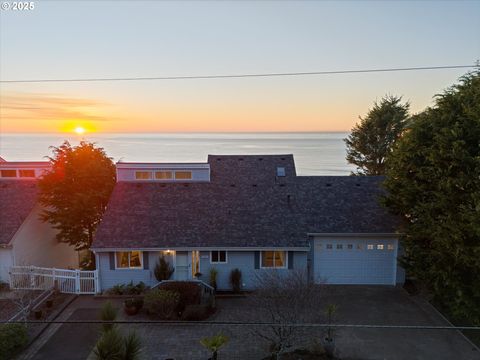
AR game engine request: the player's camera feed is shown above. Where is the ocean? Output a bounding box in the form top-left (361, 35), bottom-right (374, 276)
top-left (0, 132), bottom-right (354, 176)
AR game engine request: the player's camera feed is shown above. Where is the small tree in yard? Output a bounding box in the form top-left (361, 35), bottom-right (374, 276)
top-left (345, 95), bottom-right (409, 175)
top-left (251, 270), bottom-right (324, 359)
top-left (38, 141), bottom-right (116, 268)
top-left (154, 255), bottom-right (174, 281)
top-left (200, 333), bottom-right (229, 360)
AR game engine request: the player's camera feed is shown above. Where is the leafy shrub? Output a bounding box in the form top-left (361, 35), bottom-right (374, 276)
top-left (181, 304), bottom-right (210, 321)
top-left (123, 331), bottom-right (142, 360)
top-left (0, 323), bottom-right (28, 360)
top-left (106, 281), bottom-right (147, 295)
top-left (154, 256), bottom-right (174, 281)
top-left (159, 281), bottom-right (201, 312)
top-left (209, 268), bottom-right (218, 290)
top-left (94, 328), bottom-right (124, 360)
top-left (94, 328), bottom-right (142, 360)
top-left (100, 301), bottom-right (118, 332)
top-left (144, 289), bottom-right (179, 319)
top-left (230, 268), bottom-right (242, 293)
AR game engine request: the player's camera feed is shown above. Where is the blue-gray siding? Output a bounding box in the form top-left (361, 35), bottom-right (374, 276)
top-left (97, 250), bottom-right (308, 292)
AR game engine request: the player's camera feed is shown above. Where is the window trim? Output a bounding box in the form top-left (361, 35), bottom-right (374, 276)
top-left (210, 250), bottom-right (228, 264)
top-left (114, 251), bottom-right (143, 270)
top-left (260, 250), bottom-right (288, 269)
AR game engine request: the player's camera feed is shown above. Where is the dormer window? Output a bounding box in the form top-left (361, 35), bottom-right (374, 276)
top-left (155, 171), bottom-right (173, 180)
top-left (19, 170), bottom-right (35, 178)
top-left (276, 167), bottom-right (286, 177)
top-left (175, 171), bottom-right (192, 180)
top-left (0, 170), bottom-right (16, 178)
top-left (135, 171), bottom-right (152, 180)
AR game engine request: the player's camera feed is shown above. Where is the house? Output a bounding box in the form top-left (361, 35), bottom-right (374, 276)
top-left (92, 155), bottom-right (404, 291)
top-left (0, 159), bottom-right (80, 283)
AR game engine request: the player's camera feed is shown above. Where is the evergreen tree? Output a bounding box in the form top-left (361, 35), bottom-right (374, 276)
top-left (345, 95), bottom-right (409, 175)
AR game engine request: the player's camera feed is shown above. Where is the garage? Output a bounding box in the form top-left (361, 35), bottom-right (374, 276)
top-left (313, 237), bottom-right (398, 285)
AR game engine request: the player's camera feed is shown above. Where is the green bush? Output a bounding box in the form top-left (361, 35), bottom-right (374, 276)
top-left (94, 328), bottom-right (142, 360)
top-left (159, 281), bottom-right (201, 312)
top-left (123, 331), bottom-right (142, 360)
top-left (106, 281), bottom-right (147, 295)
top-left (154, 256), bottom-right (174, 281)
top-left (144, 289), bottom-right (179, 319)
top-left (0, 323), bottom-right (28, 360)
top-left (229, 268), bottom-right (242, 293)
top-left (181, 304), bottom-right (210, 321)
top-left (100, 301), bottom-right (118, 332)
top-left (209, 268), bottom-right (218, 290)
top-left (94, 328), bottom-right (124, 360)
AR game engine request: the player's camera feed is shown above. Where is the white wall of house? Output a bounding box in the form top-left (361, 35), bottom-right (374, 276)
top-left (0, 248), bottom-right (14, 283)
top-left (11, 205), bottom-right (79, 270)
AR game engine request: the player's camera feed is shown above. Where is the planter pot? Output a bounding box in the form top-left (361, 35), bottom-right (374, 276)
top-left (46, 299), bottom-right (53, 308)
top-left (34, 310), bottom-right (42, 319)
top-left (323, 337), bottom-right (335, 357)
top-left (124, 305), bottom-right (139, 316)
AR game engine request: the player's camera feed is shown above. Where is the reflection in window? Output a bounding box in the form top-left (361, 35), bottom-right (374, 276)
top-left (116, 251), bottom-right (143, 269)
top-left (261, 251), bottom-right (286, 268)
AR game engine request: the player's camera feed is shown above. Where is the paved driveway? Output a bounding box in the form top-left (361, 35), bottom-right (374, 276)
top-left (22, 287), bottom-right (480, 360)
top-left (134, 286), bottom-right (479, 360)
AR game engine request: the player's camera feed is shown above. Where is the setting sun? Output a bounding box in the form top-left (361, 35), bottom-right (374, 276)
top-left (74, 127), bottom-right (86, 135)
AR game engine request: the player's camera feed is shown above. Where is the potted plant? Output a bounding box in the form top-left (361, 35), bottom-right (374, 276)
top-left (124, 298), bottom-right (143, 316)
top-left (34, 309), bottom-right (42, 319)
top-left (323, 304), bottom-right (337, 357)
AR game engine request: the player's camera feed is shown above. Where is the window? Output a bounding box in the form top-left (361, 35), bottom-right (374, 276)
top-left (357, 244), bottom-right (363, 250)
top-left (336, 244), bottom-right (343, 250)
top-left (276, 167), bottom-right (286, 177)
top-left (347, 244), bottom-right (353, 250)
top-left (0, 170), bottom-right (16, 178)
top-left (19, 169), bottom-right (35, 178)
top-left (135, 171), bottom-right (152, 180)
top-left (326, 244), bottom-right (333, 250)
top-left (261, 251), bottom-right (287, 268)
top-left (175, 171), bottom-right (192, 180)
top-left (210, 251), bottom-right (227, 264)
top-left (155, 171), bottom-right (173, 180)
top-left (115, 251), bottom-right (143, 269)
top-left (377, 244), bottom-right (384, 250)
top-left (367, 244), bottom-right (374, 250)
top-left (387, 244), bottom-right (395, 251)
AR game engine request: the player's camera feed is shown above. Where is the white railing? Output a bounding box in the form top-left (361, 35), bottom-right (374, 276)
top-left (9, 266), bottom-right (99, 294)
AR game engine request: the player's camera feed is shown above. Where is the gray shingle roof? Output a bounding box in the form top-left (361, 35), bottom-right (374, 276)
top-left (92, 155), bottom-right (398, 250)
top-left (0, 180), bottom-right (39, 245)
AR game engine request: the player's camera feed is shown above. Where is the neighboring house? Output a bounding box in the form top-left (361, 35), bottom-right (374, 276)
top-left (92, 155), bottom-right (404, 291)
top-left (0, 159), bottom-right (80, 283)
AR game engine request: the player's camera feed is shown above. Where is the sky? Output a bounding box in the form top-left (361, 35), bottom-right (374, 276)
top-left (0, 0), bottom-right (479, 133)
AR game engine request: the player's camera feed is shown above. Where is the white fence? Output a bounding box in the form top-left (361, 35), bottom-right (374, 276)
top-left (9, 266), bottom-right (99, 294)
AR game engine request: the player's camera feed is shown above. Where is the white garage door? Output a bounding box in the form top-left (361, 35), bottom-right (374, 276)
top-left (313, 238), bottom-right (397, 285)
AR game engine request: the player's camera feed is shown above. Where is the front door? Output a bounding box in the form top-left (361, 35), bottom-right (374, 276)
top-left (175, 251), bottom-right (189, 280)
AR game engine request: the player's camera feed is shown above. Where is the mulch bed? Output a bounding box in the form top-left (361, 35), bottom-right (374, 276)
top-left (0, 299), bottom-right (19, 321)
